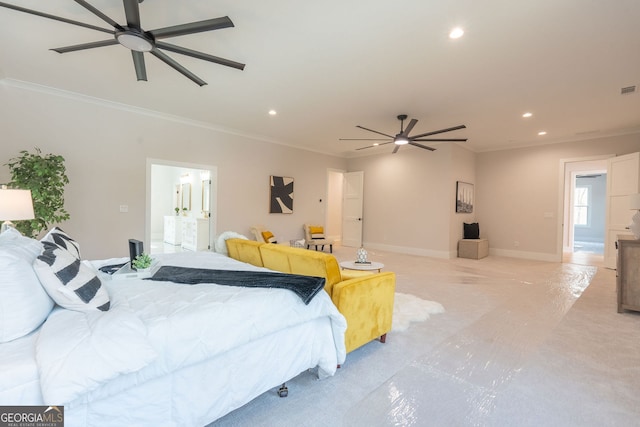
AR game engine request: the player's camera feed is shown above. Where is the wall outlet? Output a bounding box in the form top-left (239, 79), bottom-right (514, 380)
top-left (514, 240), bottom-right (520, 247)
top-left (119, 205), bottom-right (128, 213)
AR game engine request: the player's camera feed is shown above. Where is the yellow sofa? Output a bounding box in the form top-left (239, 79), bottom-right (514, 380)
top-left (226, 238), bottom-right (396, 353)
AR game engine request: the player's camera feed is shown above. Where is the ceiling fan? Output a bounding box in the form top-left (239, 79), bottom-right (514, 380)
top-left (0, 0), bottom-right (245, 86)
top-left (340, 114), bottom-right (467, 154)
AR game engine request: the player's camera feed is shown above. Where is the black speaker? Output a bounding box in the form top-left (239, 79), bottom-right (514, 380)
top-left (128, 239), bottom-right (144, 267)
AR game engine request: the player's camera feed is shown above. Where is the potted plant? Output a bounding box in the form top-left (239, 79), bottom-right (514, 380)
top-left (174, 207), bottom-right (180, 216)
top-left (132, 253), bottom-right (153, 271)
top-left (5, 148), bottom-right (70, 238)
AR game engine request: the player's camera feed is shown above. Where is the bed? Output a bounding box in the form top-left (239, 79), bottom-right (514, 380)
top-left (0, 228), bottom-right (347, 426)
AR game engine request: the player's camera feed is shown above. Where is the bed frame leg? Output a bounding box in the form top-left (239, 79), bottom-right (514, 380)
top-left (380, 333), bottom-right (387, 343)
top-left (278, 383), bottom-right (288, 398)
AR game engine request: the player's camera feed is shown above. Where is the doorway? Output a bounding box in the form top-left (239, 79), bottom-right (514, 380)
top-left (146, 159), bottom-right (217, 254)
top-left (562, 158), bottom-right (608, 266)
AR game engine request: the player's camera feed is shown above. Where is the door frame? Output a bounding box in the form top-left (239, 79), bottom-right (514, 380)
top-left (557, 154), bottom-right (614, 262)
top-left (563, 161), bottom-right (608, 252)
top-left (146, 158), bottom-right (217, 251)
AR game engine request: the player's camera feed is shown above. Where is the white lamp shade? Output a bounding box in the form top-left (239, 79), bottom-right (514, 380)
top-left (0, 189), bottom-right (35, 221)
top-left (630, 193), bottom-right (640, 210)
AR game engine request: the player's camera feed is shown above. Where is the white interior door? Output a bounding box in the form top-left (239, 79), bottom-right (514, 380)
top-left (342, 171), bottom-right (364, 247)
top-left (604, 152), bottom-right (640, 269)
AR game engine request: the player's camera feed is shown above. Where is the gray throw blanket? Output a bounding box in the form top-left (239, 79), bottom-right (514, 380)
top-left (147, 266), bottom-right (326, 305)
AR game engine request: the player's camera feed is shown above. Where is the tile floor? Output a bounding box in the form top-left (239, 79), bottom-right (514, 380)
top-left (198, 245), bottom-right (639, 426)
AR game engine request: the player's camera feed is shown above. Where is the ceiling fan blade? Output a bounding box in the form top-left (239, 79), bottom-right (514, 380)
top-left (392, 145), bottom-right (401, 154)
top-left (156, 42), bottom-right (245, 70)
top-left (150, 17), bottom-right (234, 40)
top-left (402, 118), bottom-right (418, 136)
top-left (409, 142), bottom-right (436, 151)
top-left (73, 0), bottom-right (123, 30)
top-left (411, 138), bottom-right (468, 142)
top-left (51, 39), bottom-right (118, 53)
top-left (356, 125), bottom-right (394, 139)
top-left (131, 50), bottom-right (147, 81)
top-left (355, 141), bottom-right (393, 150)
top-left (123, 0), bottom-right (142, 28)
top-left (0, 2), bottom-right (113, 34)
top-left (339, 138), bottom-right (391, 141)
top-left (410, 125), bottom-right (466, 139)
top-left (150, 49), bottom-right (206, 86)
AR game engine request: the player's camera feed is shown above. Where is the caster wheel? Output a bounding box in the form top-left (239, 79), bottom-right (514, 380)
top-left (278, 384), bottom-right (288, 398)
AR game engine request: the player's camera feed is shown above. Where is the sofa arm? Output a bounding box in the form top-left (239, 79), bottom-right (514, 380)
top-left (331, 272), bottom-right (396, 353)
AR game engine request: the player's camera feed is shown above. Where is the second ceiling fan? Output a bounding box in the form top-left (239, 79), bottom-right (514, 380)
top-left (340, 114), bottom-right (467, 153)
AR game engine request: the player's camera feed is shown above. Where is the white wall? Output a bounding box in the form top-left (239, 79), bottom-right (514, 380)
top-left (326, 169), bottom-right (344, 242)
top-left (3, 80), bottom-right (638, 262)
top-left (0, 81), bottom-right (347, 259)
top-left (347, 143), bottom-right (476, 258)
top-left (476, 134), bottom-right (640, 260)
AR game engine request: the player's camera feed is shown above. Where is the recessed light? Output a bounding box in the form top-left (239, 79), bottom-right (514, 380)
top-left (268, 109), bottom-right (277, 116)
top-left (538, 131), bottom-right (547, 136)
top-left (373, 143), bottom-right (379, 146)
top-left (522, 112), bottom-right (533, 118)
top-left (449, 27), bottom-right (464, 39)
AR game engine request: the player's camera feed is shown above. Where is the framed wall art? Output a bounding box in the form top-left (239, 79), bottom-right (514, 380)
top-left (269, 175), bottom-right (294, 214)
top-left (456, 181), bottom-right (474, 213)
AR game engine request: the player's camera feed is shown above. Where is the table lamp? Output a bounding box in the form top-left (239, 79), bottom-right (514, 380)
top-left (630, 193), bottom-right (640, 239)
top-left (0, 186), bottom-right (35, 233)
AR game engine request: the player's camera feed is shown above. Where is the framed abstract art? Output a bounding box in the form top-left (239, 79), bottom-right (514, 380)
top-left (269, 175), bottom-right (294, 214)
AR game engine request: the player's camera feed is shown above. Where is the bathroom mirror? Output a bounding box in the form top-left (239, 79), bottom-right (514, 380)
top-left (181, 183), bottom-right (191, 211)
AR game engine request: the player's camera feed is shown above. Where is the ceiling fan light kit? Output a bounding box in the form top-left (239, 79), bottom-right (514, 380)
top-left (0, 0), bottom-right (245, 86)
top-left (340, 114), bottom-right (467, 154)
top-left (116, 30), bottom-right (153, 52)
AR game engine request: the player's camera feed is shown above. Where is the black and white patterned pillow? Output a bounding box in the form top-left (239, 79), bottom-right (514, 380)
top-left (41, 227), bottom-right (81, 260)
top-left (33, 241), bottom-right (110, 312)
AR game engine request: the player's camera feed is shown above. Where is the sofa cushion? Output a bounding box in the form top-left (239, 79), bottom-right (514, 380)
top-left (260, 244), bottom-right (291, 273)
top-left (225, 238), bottom-right (264, 267)
top-left (259, 244), bottom-right (341, 295)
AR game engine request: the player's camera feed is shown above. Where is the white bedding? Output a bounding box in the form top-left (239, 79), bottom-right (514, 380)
top-left (1, 251), bottom-right (347, 426)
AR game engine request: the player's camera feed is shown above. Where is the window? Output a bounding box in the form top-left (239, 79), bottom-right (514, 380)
top-left (574, 185), bottom-right (590, 226)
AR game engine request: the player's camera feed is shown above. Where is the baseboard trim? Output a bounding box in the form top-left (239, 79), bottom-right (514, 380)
top-left (359, 242), bottom-right (558, 262)
top-left (490, 248), bottom-right (559, 262)
top-left (363, 242), bottom-right (453, 259)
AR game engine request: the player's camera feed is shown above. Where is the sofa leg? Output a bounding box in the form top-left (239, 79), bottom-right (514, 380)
top-left (379, 333), bottom-right (387, 343)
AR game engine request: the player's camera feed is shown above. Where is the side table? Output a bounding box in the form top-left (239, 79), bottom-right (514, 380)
top-left (339, 260), bottom-right (384, 273)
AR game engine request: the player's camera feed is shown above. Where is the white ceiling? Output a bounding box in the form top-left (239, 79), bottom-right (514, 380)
top-left (1, 0), bottom-right (639, 157)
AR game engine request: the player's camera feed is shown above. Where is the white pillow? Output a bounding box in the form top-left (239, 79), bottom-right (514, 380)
top-left (0, 228), bottom-right (54, 343)
top-left (33, 241), bottom-right (111, 312)
top-left (41, 227), bottom-right (81, 260)
top-left (214, 231), bottom-right (248, 255)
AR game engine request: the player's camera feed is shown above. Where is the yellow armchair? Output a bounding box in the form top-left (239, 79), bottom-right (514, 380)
top-left (226, 238), bottom-right (395, 353)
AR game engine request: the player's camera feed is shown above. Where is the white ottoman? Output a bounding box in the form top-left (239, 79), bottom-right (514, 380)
top-left (458, 239), bottom-right (489, 259)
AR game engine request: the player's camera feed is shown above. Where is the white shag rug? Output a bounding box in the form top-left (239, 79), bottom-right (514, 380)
top-left (392, 292), bottom-right (445, 332)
